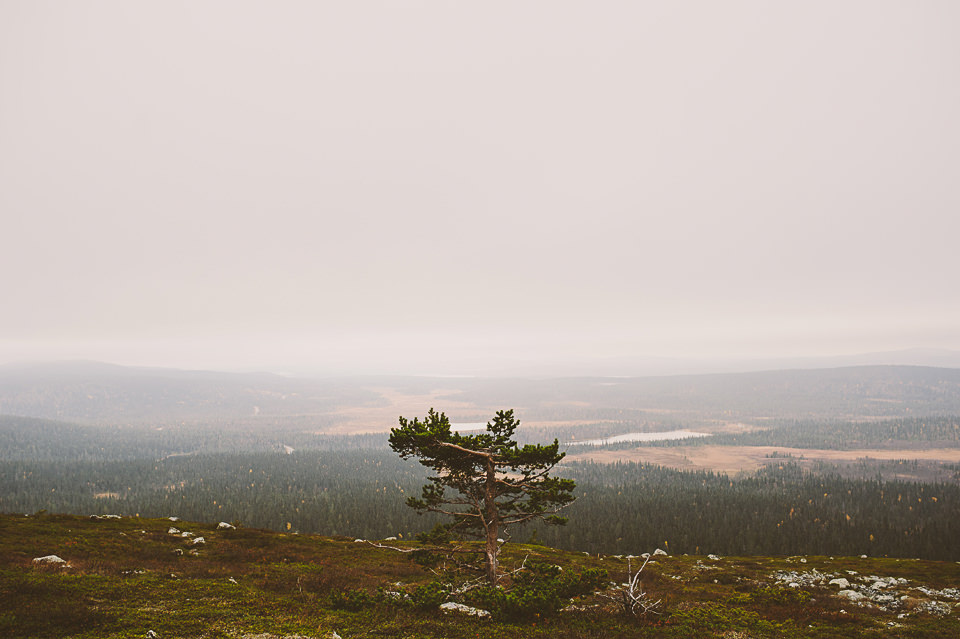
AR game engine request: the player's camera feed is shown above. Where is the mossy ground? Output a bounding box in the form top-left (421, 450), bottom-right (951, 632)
top-left (1, 513), bottom-right (958, 638)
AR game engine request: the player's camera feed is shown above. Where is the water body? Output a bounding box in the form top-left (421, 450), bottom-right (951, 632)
top-left (567, 430), bottom-right (712, 446)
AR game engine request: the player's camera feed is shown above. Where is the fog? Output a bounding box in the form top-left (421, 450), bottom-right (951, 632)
top-left (2, 2), bottom-right (959, 375)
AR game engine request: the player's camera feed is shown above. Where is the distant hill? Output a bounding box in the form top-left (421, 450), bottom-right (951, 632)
top-left (1, 361), bottom-right (959, 427)
top-left (0, 360), bottom-right (380, 425)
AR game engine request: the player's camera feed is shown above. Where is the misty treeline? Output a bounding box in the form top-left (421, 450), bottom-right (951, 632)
top-left (5, 414), bottom-right (958, 464)
top-left (3, 448), bottom-right (958, 561)
top-left (0, 415), bottom-right (384, 462)
top-left (568, 415), bottom-right (960, 453)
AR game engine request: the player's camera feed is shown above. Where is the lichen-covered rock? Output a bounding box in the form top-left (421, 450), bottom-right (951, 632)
top-left (32, 555), bottom-right (67, 565)
top-left (838, 589), bottom-right (865, 602)
top-left (439, 602), bottom-right (491, 618)
top-left (829, 578), bottom-right (851, 589)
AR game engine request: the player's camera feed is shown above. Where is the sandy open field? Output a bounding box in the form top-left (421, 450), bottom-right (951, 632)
top-left (565, 445), bottom-right (960, 474)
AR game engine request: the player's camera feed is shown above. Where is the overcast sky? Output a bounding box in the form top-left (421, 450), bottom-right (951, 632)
top-left (2, 1), bottom-right (958, 375)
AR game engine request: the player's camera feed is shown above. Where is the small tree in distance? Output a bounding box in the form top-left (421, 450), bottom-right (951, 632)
top-left (389, 408), bottom-right (575, 586)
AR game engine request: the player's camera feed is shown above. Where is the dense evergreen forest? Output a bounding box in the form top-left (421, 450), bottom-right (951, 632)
top-left (3, 448), bottom-right (958, 561)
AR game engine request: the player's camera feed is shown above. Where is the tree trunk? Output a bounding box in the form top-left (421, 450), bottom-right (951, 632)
top-left (483, 456), bottom-right (499, 586)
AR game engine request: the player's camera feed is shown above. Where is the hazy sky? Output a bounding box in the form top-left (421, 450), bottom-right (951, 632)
top-left (2, 1), bottom-right (959, 375)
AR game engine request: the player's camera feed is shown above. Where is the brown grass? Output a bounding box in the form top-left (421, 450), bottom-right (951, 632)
top-left (566, 445), bottom-right (960, 474)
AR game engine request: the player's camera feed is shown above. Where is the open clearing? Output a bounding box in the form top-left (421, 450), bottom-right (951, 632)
top-left (325, 387), bottom-right (491, 434)
top-left (566, 445), bottom-right (960, 474)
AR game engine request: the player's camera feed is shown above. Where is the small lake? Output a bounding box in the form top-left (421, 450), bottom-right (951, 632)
top-left (567, 430), bottom-right (712, 446)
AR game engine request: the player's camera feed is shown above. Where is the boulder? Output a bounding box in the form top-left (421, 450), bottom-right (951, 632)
top-left (838, 589), bottom-right (865, 602)
top-left (167, 527), bottom-right (181, 535)
top-left (439, 602), bottom-right (491, 618)
top-left (190, 536), bottom-right (205, 545)
top-left (33, 555), bottom-right (67, 565)
top-left (217, 522), bottom-right (236, 530)
top-left (707, 554), bottom-right (720, 561)
top-left (829, 578), bottom-right (851, 589)
top-left (653, 548), bottom-right (668, 556)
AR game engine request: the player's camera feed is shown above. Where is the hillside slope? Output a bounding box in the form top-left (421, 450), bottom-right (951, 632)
top-left (1, 513), bottom-right (958, 638)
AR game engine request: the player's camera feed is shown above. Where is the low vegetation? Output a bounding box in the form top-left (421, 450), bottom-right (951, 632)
top-left (2, 513), bottom-right (958, 638)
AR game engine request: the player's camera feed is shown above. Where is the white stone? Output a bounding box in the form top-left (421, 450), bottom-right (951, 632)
top-left (653, 548), bottom-right (668, 556)
top-left (829, 578), bottom-right (851, 589)
top-left (838, 590), bottom-right (865, 602)
top-left (168, 517), bottom-right (180, 522)
top-left (707, 554), bottom-right (720, 560)
top-left (354, 539), bottom-right (364, 543)
top-left (33, 555), bottom-right (67, 564)
top-left (168, 527), bottom-right (181, 535)
top-left (439, 602), bottom-right (491, 618)
top-left (384, 536), bottom-right (397, 541)
top-left (180, 531), bottom-right (195, 538)
top-left (217, 522), bottom-right (235, 530)
top-left (191, 536), bottom-right (205, 545)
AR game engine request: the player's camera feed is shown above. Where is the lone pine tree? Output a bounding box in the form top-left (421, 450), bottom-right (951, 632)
top-left (389, 408), bottom-right (575, 585)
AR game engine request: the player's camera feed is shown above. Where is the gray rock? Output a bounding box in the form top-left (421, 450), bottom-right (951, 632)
top-left (829, 578), bottom-right (850, 589)
top-left (838, 589), bottom-right (865, 602)
top-left (439, 602), bottom-right (491, 618)
top-left (32, 555), bottom-right (67, 565)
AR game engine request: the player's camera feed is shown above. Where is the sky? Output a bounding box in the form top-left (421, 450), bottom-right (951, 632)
top-left (2, 1), bottom-right (959, 376)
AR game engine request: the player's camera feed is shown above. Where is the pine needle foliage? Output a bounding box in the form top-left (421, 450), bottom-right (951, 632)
top-left (389, 408), bottom-right (575, 584)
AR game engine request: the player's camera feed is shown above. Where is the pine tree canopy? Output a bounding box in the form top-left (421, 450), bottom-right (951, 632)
top-left (388, 408), bottom-right (575, 583)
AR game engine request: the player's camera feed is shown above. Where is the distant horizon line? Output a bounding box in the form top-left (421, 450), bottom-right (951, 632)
top-left (2, 346), bottom-right (959, 379)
